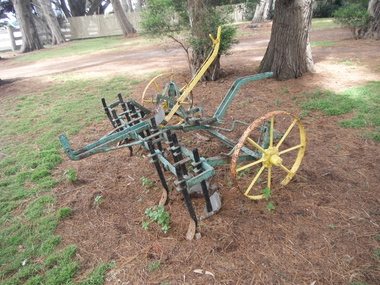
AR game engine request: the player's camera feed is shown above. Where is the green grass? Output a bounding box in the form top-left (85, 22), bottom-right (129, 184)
top-left (311, 18), bottom-right (341, 30)
top-left (311, 40), bottom-right (341, 47)
top-left (0, 72), bottom-right (144, 284)
top-left (14, 36), bottom-right (156, 63)
top-left (298, 81), bottom-right (380, 142)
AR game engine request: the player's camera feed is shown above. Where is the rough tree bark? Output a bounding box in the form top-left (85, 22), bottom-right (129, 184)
top-left (67, 0), bottom-right (86, 17)
top-left (110, 0), bottom-right (136, 36)
top-left (35, 0), bottom-right (66, 45)
top-left (366, 0), bottom-right (380, 39)
top-left (188, 0), bottom-right (221, 81)
top-left (87, 0), bottom-right (104, 15)
top-left (252, 0), bottom-right (273, 23)
top-left (259, 0), bottom-right (314, 80)
top-left (135, 0), bottom-right (142, 10)
top-left (120, 0), bottom-right (134, 12)
top-left (58, 0), bottom-right (71, 17)
top-left (12, 0), bottom-right (43, 53)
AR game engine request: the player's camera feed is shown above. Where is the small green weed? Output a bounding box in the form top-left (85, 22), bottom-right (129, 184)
top-left (237, 166), bottom-right (251, 180)
top-left (148, 261), bottom-right (161, 272)
top-left (340, 60), bottom-right (354, 66)
top-left (275, 99), bottom-right (281, 106)
top-left (260, 187), bottom-right (272, 200)
top-left (328, 224), bottom-right (336, 229)
top-left (143, 204), bottom-right (171, 234)
top-left (94, 196), bottom-right (105, 207)
top-left (281, 87), bottom-right (288, 94)
top-left (65, 168), bottom-right (78, 182)
top-left (261, 187), bottom-right (275, 212)
top-left (266, 202), bottom-right (276, 212)
top-left (140, 176), bottom-right (153, 188)
top-left (56, 207), bottom-right (72, 220)
top-left (374, 248), bottom-right (380, 260)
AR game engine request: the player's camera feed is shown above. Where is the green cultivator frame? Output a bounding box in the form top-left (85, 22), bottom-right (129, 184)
top-left (59, 27), bottom-right (306, 239)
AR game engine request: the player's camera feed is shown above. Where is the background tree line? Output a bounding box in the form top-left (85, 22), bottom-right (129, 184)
top-left (0, 0), bottom-right (379, 82)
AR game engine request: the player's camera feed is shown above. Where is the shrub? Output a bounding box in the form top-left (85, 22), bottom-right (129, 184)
top-left (333, 3), bottom-right (371, 39)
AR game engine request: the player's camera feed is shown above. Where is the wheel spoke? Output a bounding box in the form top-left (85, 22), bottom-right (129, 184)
top-left (267, 166), bottom-right (271, 189)
top-left (279, 143), bottom-right (303, 155)
top-left (153, 81), bottom-right (162, 94)
top-left (236, 158), bottom-right (264, 173)
top-left (270, 116), bottom-right (274, 147)
top-left (232, 111), bottom-right (306, 201)
top-left (244, 165), bottom-right (265, 196)
top-left (278, 163), bottom-right (293, 175)
top-left (246, 137), bottom-right (266, 153)
top-left (276, 118), bottom-right (297, 149)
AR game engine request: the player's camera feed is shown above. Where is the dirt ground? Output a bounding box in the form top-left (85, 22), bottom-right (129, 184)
top-left (1, 24), bottom-right (380, 284)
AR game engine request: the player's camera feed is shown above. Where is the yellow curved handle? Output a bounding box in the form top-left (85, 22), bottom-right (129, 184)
top-left (159, 26), bottom-right (222, 127)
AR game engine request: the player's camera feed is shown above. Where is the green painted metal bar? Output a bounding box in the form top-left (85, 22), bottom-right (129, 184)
top-left (213, 72), bottom-right (273, 121)
top-left (59, 120), bottom-right (150, 160)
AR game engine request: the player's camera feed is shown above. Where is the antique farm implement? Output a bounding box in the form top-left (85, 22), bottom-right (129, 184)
top-left (59, 27), bottom-right (306, 239)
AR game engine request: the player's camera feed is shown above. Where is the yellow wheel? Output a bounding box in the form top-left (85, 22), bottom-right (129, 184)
top-left (231, 111), bottom-right (306, 200)
top-left (141, 73), bottom-right (193, 112)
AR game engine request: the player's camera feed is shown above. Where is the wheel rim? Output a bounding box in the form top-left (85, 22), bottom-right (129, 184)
top-left (141, 73), bottom-right (192, 111)
top-left (231, 111), bottom-right (306, 200)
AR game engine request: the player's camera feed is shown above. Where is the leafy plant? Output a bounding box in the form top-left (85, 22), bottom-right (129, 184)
top-left (333, 4), bottom-right (371, 39)
top-left (140, 176), bottom-right (153, 188)
top-left (65, 168), bottom-right (78, 182)
top-left (148, 261), bottom-right (161, 272)
top-left (261, 187), bottom-right (275, 212)
top-left (56, 207), bottom-right (72, 220)
top-left (94, 196), bottom-right (104, 207)
top-left (374, 248), bottom-right (380, 260)
top-left (143, 204), bottom-right (171, 234)
top-left (237, 165), bottom-right (251, 180)
top-left (140, 0), bottom-right (238, 78)
top-left (261, 187), bottom-right (272, 201)
top-left (266, 202), bottom-right (276, 212)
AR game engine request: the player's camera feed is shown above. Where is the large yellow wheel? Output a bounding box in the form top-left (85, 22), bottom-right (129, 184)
top-left (141, 73), bottom-right (193, 112)
top-left (231, 111), bottom-right (306, 200)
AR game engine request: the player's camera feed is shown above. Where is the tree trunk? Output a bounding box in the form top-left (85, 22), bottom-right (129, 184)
top-left (67, 0), bottom-right (86, 17)
top-left (35, 0), bottom-right (66, 45)
top-left (58, 0), bottom-right (71, 18)
top-left (87, 0), bottom-right (104, 15)
top-left (252, 0), bottom-right (273, 23)
top-left (119, 0), bottom-right (134, 12)
top-left (188, 0), bottom-right (220, 81)
top-left (12, 0), bottom-right (44, 53)
top-left (259, 0), bottom-right (314, 80)
top-left (110, 0), bottom-right (136, 36)
top-left (366, 0), bottom-right (380, 39)
top-left (127, 0), bottom-right (134, 12)
top-left (135, 0), bottom-right (142, 10)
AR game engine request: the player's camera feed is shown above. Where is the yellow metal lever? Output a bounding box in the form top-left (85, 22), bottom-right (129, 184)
top-left (159, 26), bottom-right (222, 127)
